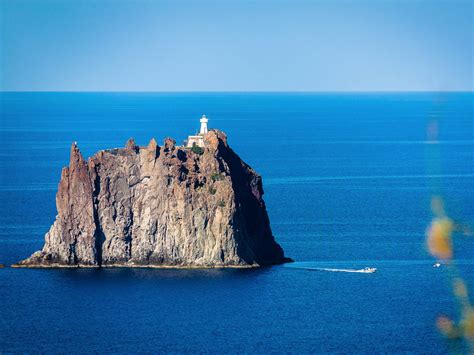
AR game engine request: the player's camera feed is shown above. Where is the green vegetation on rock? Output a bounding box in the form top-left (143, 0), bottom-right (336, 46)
top-left (211, 172), bottom-right (224, 181)
top-left (191, 144), bottom-right (204, 155)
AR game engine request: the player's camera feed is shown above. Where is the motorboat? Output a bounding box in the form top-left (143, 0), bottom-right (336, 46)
top-left (361, 267), bottom-right (377, 273)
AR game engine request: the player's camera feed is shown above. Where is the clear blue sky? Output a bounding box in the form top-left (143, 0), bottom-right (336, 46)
top-left (0, 0), bottom-right (472, 91)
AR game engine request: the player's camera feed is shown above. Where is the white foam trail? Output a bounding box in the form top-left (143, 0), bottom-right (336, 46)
top-left (288, 266), bottom-right (376, 273)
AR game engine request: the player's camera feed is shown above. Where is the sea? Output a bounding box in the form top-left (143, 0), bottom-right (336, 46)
top-left (0, 92), bottom-right (473, 353)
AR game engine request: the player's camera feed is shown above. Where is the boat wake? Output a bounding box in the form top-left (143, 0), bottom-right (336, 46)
top-left (287, 266), bottom-right (377, 273)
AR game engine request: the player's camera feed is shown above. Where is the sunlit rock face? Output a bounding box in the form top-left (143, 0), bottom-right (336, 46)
top-left (16, 130), bottom-right (290, 268)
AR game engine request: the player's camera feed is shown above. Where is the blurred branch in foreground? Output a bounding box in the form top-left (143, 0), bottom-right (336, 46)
top-left (425, 94), bottom-right (474, 353)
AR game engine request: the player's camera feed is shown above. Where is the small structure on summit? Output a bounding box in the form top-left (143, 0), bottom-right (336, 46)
top-left (186, 115), bottom-right (209, 148)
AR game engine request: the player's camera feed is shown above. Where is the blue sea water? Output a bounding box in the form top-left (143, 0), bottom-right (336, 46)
top-left (0, 92), bottom-right (473, 353)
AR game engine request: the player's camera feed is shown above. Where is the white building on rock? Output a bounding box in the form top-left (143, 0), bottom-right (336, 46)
top-left (186, 115), bottom-right (209, 148)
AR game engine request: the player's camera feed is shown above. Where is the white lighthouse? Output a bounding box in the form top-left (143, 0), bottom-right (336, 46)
top-left (186, 114), bottom-right (210, 148)
top-left (199, 114), bottom-right (208, 134)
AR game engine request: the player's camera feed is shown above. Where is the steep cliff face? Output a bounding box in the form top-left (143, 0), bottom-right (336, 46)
top-left (16, 130), bottom-right (290, 268)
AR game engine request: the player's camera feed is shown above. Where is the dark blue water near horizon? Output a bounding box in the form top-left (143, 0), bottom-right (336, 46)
top-left (1, 92), bottom-right (473, 353)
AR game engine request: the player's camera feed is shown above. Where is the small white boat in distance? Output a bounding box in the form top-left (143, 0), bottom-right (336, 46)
top-left (361, 267), bottom-right (377, 273)
top-left (433, 262), bottom-right (441, 268)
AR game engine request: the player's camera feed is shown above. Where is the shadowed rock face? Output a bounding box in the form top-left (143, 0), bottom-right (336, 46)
top-left (15, 130), bottom-right (290, 268)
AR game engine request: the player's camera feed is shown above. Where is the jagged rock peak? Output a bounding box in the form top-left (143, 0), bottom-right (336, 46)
top-left (69, 142), bottom-right (84, 166)
top-left (205, 129), bottom-right (228, 149)
top-left (163, 137), bottom-right (176, 151)
top-left (125, 138), bottom-right (139, 152)
top-left (14, 130), bottom-right (291, 269)
top-left (148, 138), bottom-right (158, 149)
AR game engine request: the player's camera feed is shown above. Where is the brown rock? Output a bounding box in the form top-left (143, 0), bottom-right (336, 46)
top-left (163, 137), bottom-right (176, 151)
top-left (14, 130), bottom-right (291, 268)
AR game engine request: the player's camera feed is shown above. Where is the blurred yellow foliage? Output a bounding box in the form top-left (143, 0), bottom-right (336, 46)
top-left (437, 316), bottom-right (460, 339)
top-left (427, 218), bottom-right (454, 260)
top-left (431, 196), bottom-right (446, 217)
top-left (427, 196), bottom-right (473, 352)
top-left (426, 113), bottom-right (473, 352)
top-left (454, 278), bottom-right (469, 299)
top-left (462, 308), bottom-right (474, 340)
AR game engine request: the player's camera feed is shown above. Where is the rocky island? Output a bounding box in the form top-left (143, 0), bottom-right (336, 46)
top-left (14, 119), bottom-right (290, 268)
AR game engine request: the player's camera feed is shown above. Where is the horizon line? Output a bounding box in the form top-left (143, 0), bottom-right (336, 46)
top-left (1, 90), bottom-right (473, 94)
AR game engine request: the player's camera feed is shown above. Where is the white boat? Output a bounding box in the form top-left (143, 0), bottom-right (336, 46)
top-left (433, 262), bottom-right (441, 268)
top-left (361, 267), bottom-right (377, 273)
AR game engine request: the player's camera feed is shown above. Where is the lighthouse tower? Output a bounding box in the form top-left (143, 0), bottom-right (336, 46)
top-left (199, 114), bottom-right (208, 134)
top-left (186, 114), bottom-right (210, 148)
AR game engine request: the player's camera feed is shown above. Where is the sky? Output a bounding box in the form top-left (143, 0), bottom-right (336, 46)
top-left (0, 0), bottom-right (472, 92)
